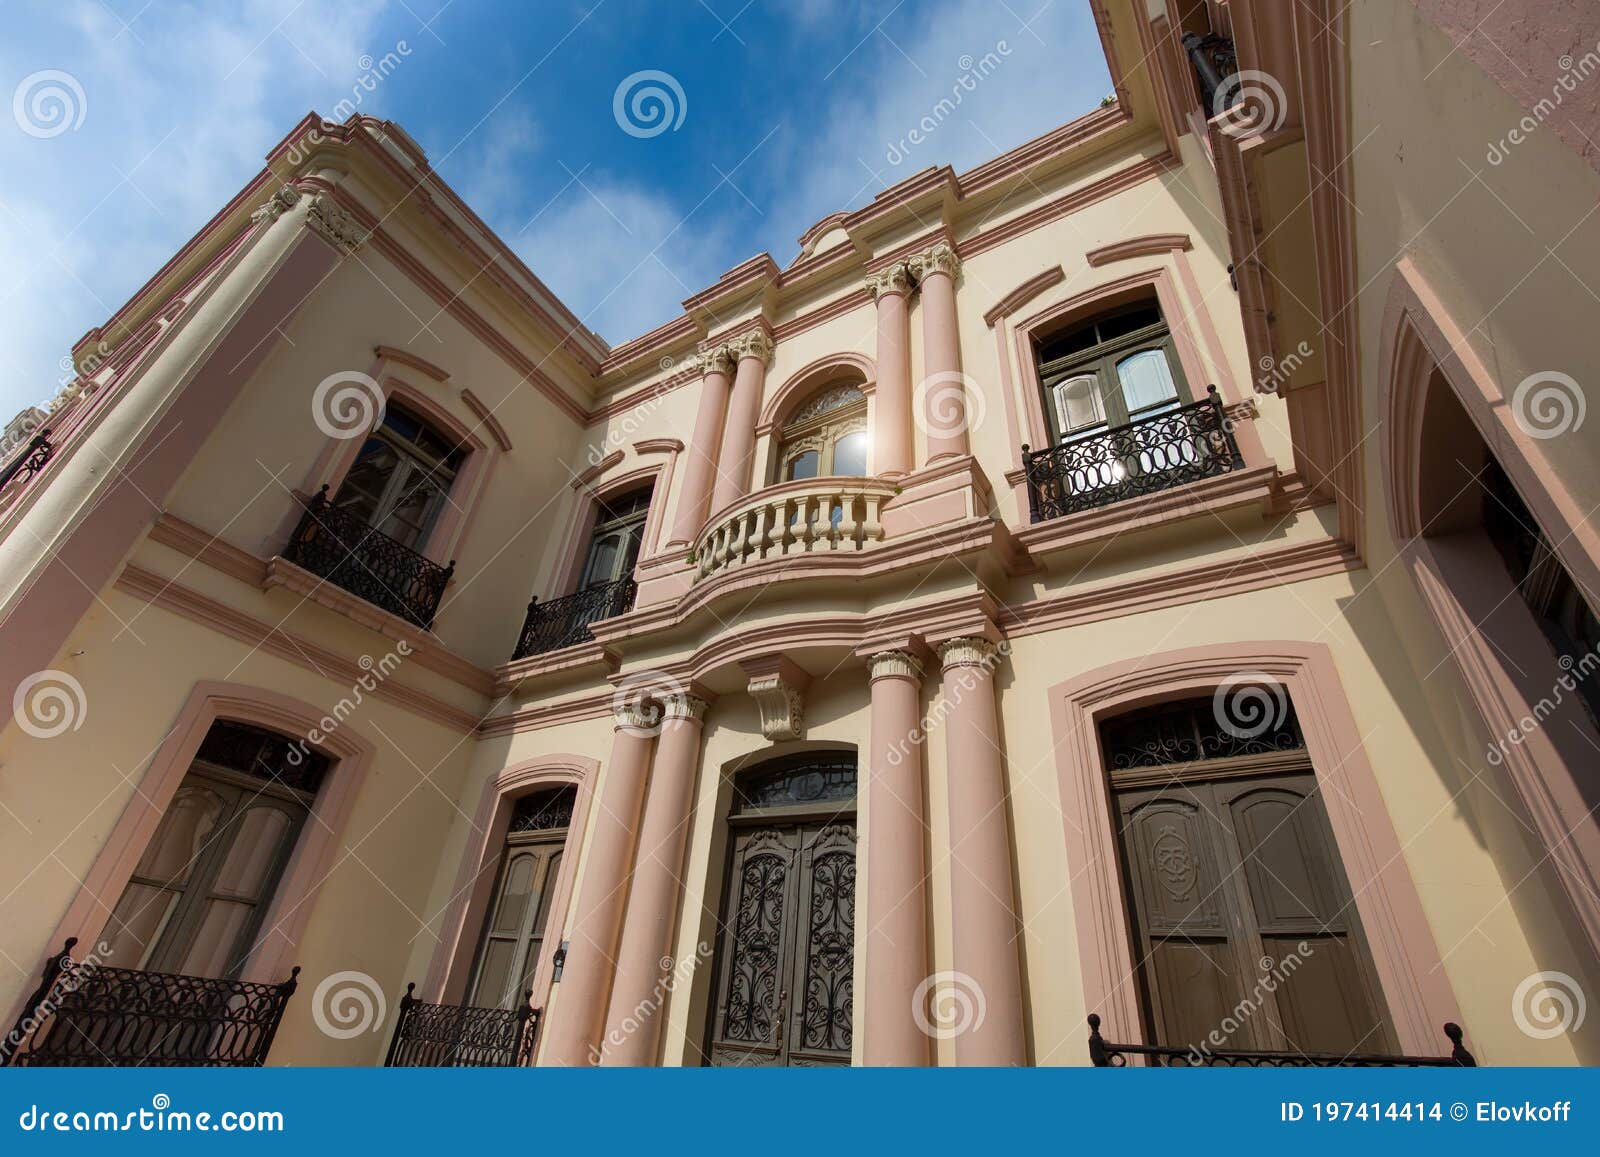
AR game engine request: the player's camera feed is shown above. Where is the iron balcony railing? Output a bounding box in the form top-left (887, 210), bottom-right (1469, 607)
top-left (2, 938), bottom-right (300, 1067)
top-left (384, 983), bottom-right (538, 1067)
top-left (1021, 386), bottom-right (1245, 523)
top-left (1181, 31), bottom-right (1239, 114)
top-left (283, 484), bottom-right (455, 630)
top-left (1086, 1014), bottom-right (1477, 1068)
top-left (0, 429), bottom-right (54, 495)
top-left (510, 575), bottom-right (637, 660)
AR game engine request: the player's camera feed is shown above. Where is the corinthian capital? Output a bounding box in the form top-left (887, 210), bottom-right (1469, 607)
top-left (725, 329), bottom-right (775, 367)
top-left (868, 649), bottom-right (924, 682)
top-left (305, 192), bottom-right (369, 256)
top-left (865, 261), bottom-right (913, 300)
top-left (696, 345), bottom-right (736, 377)
top-left (251, 183), bottom-right (302, 226)
top-left (909, 241), bottom-right (960, 282)
top-left (937, 636), bottom-right (1000, 671)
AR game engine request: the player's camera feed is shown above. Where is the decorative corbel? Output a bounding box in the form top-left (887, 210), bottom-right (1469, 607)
top-left (305, 192), bottom-right (370, 255)
top-left (740, 655), bottom-right (811, 742)
top-left (251, 183), bottom-right (302, 226)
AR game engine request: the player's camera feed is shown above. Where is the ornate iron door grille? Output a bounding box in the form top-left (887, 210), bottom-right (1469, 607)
top-left (1022, 386), bottom-right (1244, 523)
top-left (2, 939), bottom-right (299, 1067)
top-left (510, 576), bottom-right (637, 660)
top-left (1086, 1014), bottom-right (1476, 1067)
top-left (282, 485), bottom-right (454, 629)
top-left (383, 983), bottom-right (538, 1067)
top-left (0, 430), bottom-right (54, 496)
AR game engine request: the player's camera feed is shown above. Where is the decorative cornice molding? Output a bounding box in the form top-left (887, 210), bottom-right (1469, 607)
top-left (632, 438), bottom-right (684, 456)
top-left (725, 329), bottom-right (775, 367)
top-left (1084, 232), bottom-right (1193, 268)
top-left (740, 655), bottom-right (810, 742)
top-left (305, 192), bottom-right (369, 255)
top-left (573, 449), bottom-right (625, 489)
top-left (868, 649), bottom-right (923, 682)
top-left (374, 345), bottom-right (451, 383)
top-left (865, 261), bottom-right (913, 301)
top-left (909, 241), bottom-right (960, 282)
top-left (460, 388), bottom-right (513, 451)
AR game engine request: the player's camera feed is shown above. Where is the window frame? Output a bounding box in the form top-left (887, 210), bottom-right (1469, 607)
top-left (772, 382), bottom-right (869, 484)
top-left (1037, 310), bottom-right (1191, 444)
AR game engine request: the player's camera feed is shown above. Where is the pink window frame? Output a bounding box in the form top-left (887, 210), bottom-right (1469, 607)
top-left (755, 351), bottom-right (877, 484)
top-left (548, 462), bottom-right (669, 600)
top-left (27, 680), bottom-right (374, 994)
top-left (422, 755), bottom-right (599, 1012)
top-left (1047, 641), bottom-right (1461, 1057)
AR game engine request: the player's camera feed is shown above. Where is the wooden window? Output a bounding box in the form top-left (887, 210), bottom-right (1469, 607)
top-left (101, 722), bottom-right (330, 979)
top-left (1102, 697), bottom-right (1394, 1056)
top-left (576, 488), bottom-right (651, 591)
top-left (332, 400), bottom-right (466, 549)
top-left (1035, 299), bottom-right (1189, 443)
top-left (465, 786), bottom-right (575, 1010)
top-left (706, 753), bottom-right (856, 1067)
top-left (775, 382), bottom-right (869, 483)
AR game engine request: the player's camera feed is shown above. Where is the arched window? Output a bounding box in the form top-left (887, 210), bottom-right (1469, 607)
top-left (1035, 298), bottom-right (1189, 442)
top-left (331, 399), bottom-right (467, 549)
top-left (774, 381), bottom-right (868, 483)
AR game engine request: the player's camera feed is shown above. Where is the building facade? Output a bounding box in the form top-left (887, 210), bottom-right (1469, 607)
top-left (2, 0), bottom-right (1597, 1067)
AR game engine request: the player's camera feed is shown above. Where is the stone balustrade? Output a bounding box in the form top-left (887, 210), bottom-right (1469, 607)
top-left (693, 476), bottom-right (895, 579)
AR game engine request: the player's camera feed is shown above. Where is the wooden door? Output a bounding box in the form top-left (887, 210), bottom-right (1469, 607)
top-left (708, 820), bottom-right (856, 1067)
top-left (1115, 771), bottom-right (1390, 1056)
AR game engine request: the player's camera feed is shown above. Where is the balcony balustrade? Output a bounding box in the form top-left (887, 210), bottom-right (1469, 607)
top-left (693, 476), bottom-right (895, 581)
top-left (282, 484), bottom-right (454, 630)
top-left (1021, 386), bottom-right (1245, 523)
top-left (384, 983), bottom-right (538, 1067)
top-left (510, 575), bottom-right (637, 660)
top-left (2, 938), bottom-right (299, 1067)
top-left (1086, 1014), bottom-right (1477, 1068)
top-left (0, 429), bottom-right (54, 501)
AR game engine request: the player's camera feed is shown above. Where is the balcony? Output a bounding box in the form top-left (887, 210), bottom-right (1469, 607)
top-left (282, 485), bottom-right (455, 630)
top-left (2, 938), bottom-right (299, 1067)
top-left (1181, 31), bottom-right (1239, 115)
top-left (384, 983), bottom-right (538, 1067)
top-left (693, 476), bottom-right (895, 581)
top-left (511, 576), bottom-right (637, 660)
top-left (0, 429), bottom-right (54, 506)
top-left (1021, 386), bottom-right (1245, 523)
top-left (1086, 1014), bottom-right (1477, 1068)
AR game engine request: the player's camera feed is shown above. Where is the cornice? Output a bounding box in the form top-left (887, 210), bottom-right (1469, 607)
top-left (1084, 232), bottom-right (1193, 267)
top-left (374, 344), bottom-right (451, 383)
top-left (459, 388), bottom-right (513, 452)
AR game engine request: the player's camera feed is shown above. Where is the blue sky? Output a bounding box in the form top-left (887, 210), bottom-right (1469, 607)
top-left (0, 0), bottom-right (1111, 420)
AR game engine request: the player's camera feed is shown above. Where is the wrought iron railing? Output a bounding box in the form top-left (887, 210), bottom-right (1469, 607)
top-left (384, 983), bottom-right (538, 1067)
top-left (1181, 31), bottom-right (1239, 115)
top-left (283, 485), bottom-right (455, 629)
top-left (1021, 386), bottom-right (1245, 523)
top-left (2, 938), bottom-right (300, 1067)
top-left (1086, 1014), bottom-right (1477, 1068)
top-left (0, 430), bottom-right (54, 495)
top-left (510, 576), bottom-right (637, 660)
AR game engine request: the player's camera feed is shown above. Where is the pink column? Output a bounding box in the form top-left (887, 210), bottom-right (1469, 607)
top-left (598, 693), bottom-right (710, 1065)
top-left (709, 330), bottom-right (774, 513)
top-left (912, 243), bottom-right (969, 462)
top-left (666, 348), bottom-right (734, 547)
top-left (864, 649), bottom-right (931, 1065)
top-left (867, 263), bottom-right (914, 477)
top-left (540, 705), bottom-right (659, 1066)
top-left (937, 636), bottom-right (1026, 1065)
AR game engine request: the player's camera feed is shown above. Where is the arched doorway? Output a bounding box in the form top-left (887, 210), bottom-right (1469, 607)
top-left (704, 751), bottom-right (857, 1067)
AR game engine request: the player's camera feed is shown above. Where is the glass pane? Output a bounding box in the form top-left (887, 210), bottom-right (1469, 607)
top-left (471, 940), bottom-right (516, 1008)
top-left (378, 469), bottom-right (443, 548)
top-left (1116, 349), bottom-right (1180, 413)
top-left (785, 450), bottom-right (820, 481)
top-left (832, 432), bottom-right (868, 478)
top-left (213, 806), bottom-right (295, 898)
top-left (581, 533), bottom-right (622, 587)
top-left (333, 439), bottom-right (400, 521)
top-left (178, 899), bottom-right (254, 978)
top-left (134, 784), bottom-right (228, 886)
top-left (1055, 375), bottom-right (1104, 435)
top-left (492, 853), bottom-right (537, 935)
top-left (103, 884), bottom-right (179, 969)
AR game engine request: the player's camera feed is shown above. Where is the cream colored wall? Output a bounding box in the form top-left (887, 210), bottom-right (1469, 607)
top-left (1343, 0), bottom-right (1600, 1060)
